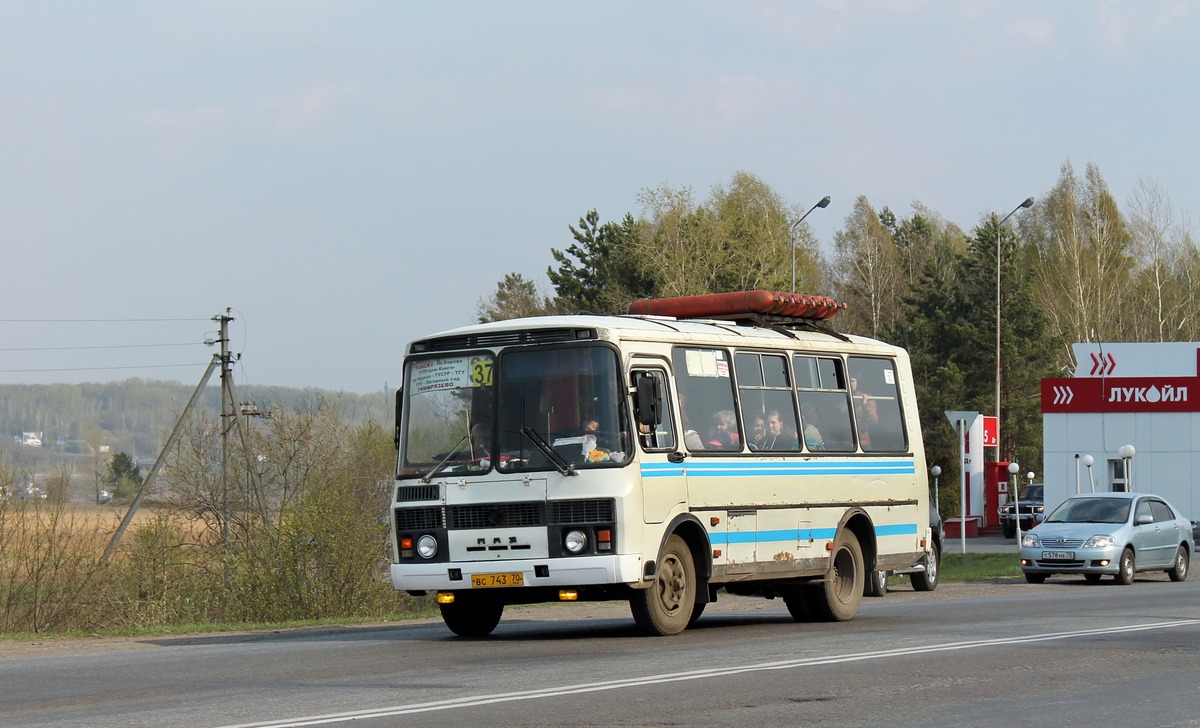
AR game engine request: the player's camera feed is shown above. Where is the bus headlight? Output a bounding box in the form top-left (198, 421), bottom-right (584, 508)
top-left (416, 535), bottom-right (438, 559)
top-left (564, 529), bottom-right (589, 554)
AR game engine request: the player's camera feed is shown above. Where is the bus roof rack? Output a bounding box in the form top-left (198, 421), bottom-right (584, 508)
top-left (625, 290), bottom-right (844, 325)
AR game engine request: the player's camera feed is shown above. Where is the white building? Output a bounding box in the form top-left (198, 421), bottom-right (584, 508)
top-left (1041, 342), bottom-right (1200, 520)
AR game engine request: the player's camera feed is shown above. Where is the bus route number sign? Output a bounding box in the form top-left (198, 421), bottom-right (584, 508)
top-left (470, 356), bottom-right (493, 387)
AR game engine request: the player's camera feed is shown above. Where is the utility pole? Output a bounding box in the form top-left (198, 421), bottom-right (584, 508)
top-left (219, 310), bottom-right (233, 553)
top-left (103, 308), bottom-right (250, 565)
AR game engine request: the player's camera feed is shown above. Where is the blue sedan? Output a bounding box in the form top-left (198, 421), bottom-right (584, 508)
top-left (1019, 492), bottom-right (1193, 585)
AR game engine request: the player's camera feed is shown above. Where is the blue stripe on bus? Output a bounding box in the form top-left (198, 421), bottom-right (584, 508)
top-left (640, 460), bottom-right (915, 478)
top-left (709, 522), bottom-right (919, 546)
top-left (875, 523), bottom-right (919, 536)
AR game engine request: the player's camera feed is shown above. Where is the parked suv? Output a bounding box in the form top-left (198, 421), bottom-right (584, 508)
top-left (999, 483), bottom-right (1044, 539)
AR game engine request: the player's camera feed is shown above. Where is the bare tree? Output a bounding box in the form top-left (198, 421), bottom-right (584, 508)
top-left (1127, 177), bottom-right (1199, 341)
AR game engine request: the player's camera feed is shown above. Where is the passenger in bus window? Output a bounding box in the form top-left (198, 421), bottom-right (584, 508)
top-left (580, 418), bottom-right (601, 451)
top-left (680, 403), bottom-right (704, 451)
top-left (800, 403), bottom-right (824, 451)
top-left (470, 421), bottom-right (490, 458)
top-left (707, 410), bottom-right (738, 449)
top-left (762, 410), bottom-right (796, 449)
top-left (747, 413), bottom-right (767, 451)
top-left (850, 377), bottom-right (878, 447)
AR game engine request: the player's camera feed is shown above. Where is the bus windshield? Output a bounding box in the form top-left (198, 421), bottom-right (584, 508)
top-left (398, 345), bottom-right (627, 479)
top-left (398, 353), bottom-right (496, 479)
top-left (496, 346), bottom-right (628, 473)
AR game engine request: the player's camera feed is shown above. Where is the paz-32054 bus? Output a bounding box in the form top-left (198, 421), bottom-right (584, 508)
top-left (389, 290), bottom-right (936, 636)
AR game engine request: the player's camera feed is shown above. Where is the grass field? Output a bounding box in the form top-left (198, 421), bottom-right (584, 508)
top-left (940, 553), bottom-right (1023, 581)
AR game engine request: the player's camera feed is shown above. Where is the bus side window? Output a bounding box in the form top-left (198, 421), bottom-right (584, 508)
top-left (794, 355), bottom-right (854, 453)
top-left (673, 347), bottom-right (738, 454)
top-left (738, 352), bottom-right (798, 452)
top-left (633, 369), bottom-right (676, 451)
top-left (847, 357), bottom-right (907, 452)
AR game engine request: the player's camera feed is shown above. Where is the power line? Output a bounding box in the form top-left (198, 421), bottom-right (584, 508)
top-left (0, 342), bottom-right (206, 352)
top-left (0, 362), bottom-right (211, 374)
top-left (0, 317), bottom-right (210, 323)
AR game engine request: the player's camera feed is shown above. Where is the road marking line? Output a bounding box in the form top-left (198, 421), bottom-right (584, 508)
top-left (217, 619), bottom-right (1200, 728)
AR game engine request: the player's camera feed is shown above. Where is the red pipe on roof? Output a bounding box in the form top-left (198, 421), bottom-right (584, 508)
top-left (625, 290), bottom-right (842, 321)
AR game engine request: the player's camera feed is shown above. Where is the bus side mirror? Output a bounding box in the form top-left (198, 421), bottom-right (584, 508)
top-left (635, 375), bottom-right (662, 428)
top-left (394, 388), bottom-right (403, 450)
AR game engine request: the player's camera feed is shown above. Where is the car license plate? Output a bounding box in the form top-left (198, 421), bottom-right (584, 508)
top-left (1041, 551), bottom-right (1074, 560)
top-left (471, 572), bottom-right (524, 588)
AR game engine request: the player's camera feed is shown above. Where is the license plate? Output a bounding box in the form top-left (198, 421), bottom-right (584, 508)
top-left (1041, 551), bottom-right (1074, 560)
top-left (471, 572), bottom-right (524, 588)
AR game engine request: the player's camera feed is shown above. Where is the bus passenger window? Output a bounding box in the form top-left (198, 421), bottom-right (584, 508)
top-left (847, 357), bottom-right (907, 452)
top-left (737, 352), bottom-right (798, 452)
top-left (674, 347), bottom-right (738, 454)
top-left (794, 355), bottom-right (854, 453)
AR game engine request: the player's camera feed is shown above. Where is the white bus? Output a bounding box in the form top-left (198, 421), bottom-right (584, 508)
top-left (390, 290), bottom-right (936, 636)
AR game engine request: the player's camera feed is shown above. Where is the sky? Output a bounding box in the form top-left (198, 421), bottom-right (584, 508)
top-left (2, 1), bottom-right (1197, 396)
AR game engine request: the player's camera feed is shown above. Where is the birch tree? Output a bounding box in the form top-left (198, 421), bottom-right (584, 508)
top-left (632, 172), bottom-right (824, 298)
top-left (1026, 161), bottom-right (1134, 367)
top-left (1126, 177), bottom-right (1199, 341)
top-left (831, 195), bottom-right (900, 337)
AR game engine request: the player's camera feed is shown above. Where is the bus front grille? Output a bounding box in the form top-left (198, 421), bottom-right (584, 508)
top-left (549, 498), bottom-right (615, 524)
top-left (395, 507), bottom-right (444, 531)
top-left (396, 484), bottom-right (439, 501)
top-left (447, 502), bottom-right (544, 529)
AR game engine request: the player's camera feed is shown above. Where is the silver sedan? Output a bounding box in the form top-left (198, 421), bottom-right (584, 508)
top-left (1019, 491), bottom-right (1193, 585)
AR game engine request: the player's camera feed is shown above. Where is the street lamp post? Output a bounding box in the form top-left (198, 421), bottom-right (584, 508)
top-left (1082, 454), bottom-right (1095, 492)
top-left (790, 195), bottom-right (831, 292)
top-left (995, 197), bottom-right (1035, 459)
top-left (1119, 444), bottom-right (1136, 491)
top-left (1009, 461), bottom-right (1022, 542)
top-left (930, 465), bottom-right (942, 515)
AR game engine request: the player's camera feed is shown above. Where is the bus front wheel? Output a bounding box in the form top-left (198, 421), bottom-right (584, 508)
top-left (808, 529), bottom-right (864, 622)
top-left (631, 534), bottom-right (697, 636)
top-left (439, 594), bottom-right (504, 637)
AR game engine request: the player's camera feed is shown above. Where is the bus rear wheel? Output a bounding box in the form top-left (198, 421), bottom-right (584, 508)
top-left (911, 540), bottom-right (940, 592)
top-left (439, 594), bottom-right (504, 637)
top-left (630, 534), bottom-right (696, 636)
top-left (808, 529), bottom-right (864, 622)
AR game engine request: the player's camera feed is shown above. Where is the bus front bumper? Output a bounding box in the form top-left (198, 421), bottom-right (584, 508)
top-left (391, 554), bottom-right (646, 592)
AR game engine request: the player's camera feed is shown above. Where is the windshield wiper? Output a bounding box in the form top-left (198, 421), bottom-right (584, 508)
top-left (421, 434), bottom-right (470, 484)
top-left (520, 427), bottom-right (576, 476)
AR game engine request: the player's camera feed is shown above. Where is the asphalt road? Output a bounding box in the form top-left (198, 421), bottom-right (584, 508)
top-left (3, 572), bottom-right (1198, 728)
